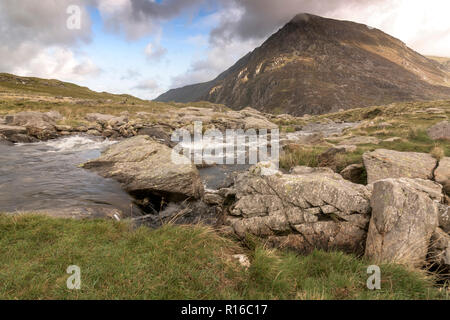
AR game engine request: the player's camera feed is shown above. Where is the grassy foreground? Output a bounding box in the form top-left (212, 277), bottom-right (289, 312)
top-left (0, 214), bottom-right (447, 300)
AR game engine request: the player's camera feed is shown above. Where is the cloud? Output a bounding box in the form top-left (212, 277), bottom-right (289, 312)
top-left (210, 0), bottom-right (450, 55)
top-left (11, 47), bottom-right (102, 81)
top-left (170, 38), bottom-right (261, 88)
top-left (0, 0), bottom-right (99, 81)
top-left (96, 0), bottom-right (206, 40)
top-left (145, 42), bottom-right (168, 62)
top-left (132, 79), bottom-right (160, 91)
top-left (120, 69), bottom-right (142, 81)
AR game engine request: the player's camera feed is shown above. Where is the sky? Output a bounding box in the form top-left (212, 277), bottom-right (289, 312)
top-left (1, 0), bottom-right (450, 100)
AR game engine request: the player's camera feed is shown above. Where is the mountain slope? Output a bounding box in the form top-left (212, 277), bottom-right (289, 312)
top-left (156, 13), bottom-right (450, 116)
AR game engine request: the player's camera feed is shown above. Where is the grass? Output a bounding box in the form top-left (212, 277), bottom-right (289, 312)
top-left (0, 214), bottom-right (447, 300)
top-left (280, 100), bottom-right (450, 173)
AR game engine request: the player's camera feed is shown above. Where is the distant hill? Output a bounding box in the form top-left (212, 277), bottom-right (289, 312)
top-left (156, 13), bottom-right (450, 116)
top-left (0, 73), bottom-right (144, 103)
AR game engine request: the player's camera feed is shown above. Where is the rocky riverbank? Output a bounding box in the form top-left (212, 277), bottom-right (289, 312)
top-left (1, 101), bottom-right (449, 278)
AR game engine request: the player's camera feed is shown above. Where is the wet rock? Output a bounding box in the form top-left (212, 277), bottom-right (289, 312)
top-left (203, 192), bottom-right (224, 206)
top-left (427, 121), bottom-right (450, 141)
top-left (363, 149), bottom-right (437, 184)
top-left (0, 125), bottom-right (37, 143)
top-left (82, 135), bottom-right (204, 202)
top-left (228, 164), bottom-right (371, 254)
top-left (365, 178), bottom-right (441, 267)
top-left (0, 124), bottom-right (27, 136)
top-left (0, 134), bottom-right (13, 145)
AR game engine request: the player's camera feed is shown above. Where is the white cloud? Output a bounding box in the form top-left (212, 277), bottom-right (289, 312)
top-left (145, 42), bottom-right (168, 62)
top-left (11, 47), bottom-right (101, 82)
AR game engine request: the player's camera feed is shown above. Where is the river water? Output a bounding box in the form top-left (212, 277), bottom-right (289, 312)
top-left (0, 136), bottom-right (139, 214)
top-left (0, 122), bottom-right (357, 215)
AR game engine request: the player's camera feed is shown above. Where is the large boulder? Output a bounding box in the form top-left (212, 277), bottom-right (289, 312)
top-left (0, 124), bottom-right (36, 143)
top-left (363, 149), bottom-right (437, 184)
top-left (82, 136), bottom-right (204, 202)
top-left (228, 164), bottom-right (371, 254)
top-left (427, 121), bottom-right (450, 141)
top-left (365, 178), bottom-right (441, 267)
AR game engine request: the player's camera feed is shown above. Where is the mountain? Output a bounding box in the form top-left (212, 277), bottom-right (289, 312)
top-left (156, 13), bottom-right (450, 116)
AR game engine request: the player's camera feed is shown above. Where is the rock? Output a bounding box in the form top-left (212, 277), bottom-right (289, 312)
top-left (55, 125), bottom-right (72, 132)
top-left (137, 126), bottom-right (175, 147)
top-left (203, 192), bottom-right (224, 206)
top-left (85, 113), bottom-right (115, 123)
top-left (82, 135), bottom-right (204, 202)
top-left (228, 165), bottom-right (371, 254)
top-left (0, 134), bottom-right (13, 145)
top-left (340, 164), bottom-right (366, 184)
top-left (427, 121), bottom-right (450, 140)
top-left (318, 145), bottom-right (357, 166)
top-left (0, 125), bottom-right (36, 143)
top-left (243, 117), bottom-right (278, 130)
top-left (34, 206), bottom-right (123, 220)
top-left (365, 178), bottom-right (440, 267)
top-left (0, 124), bottom-right (27, 136)
top-left (5, 111), bottom-right (55, 128)
top-left (438, 204), bottom-right (450, 233)
top-left (434, 157), bottom-right (450, 188)
top-left (232, 254), bottom-right (251, 269)
top-left (5, 111), bottom-right (57, 140)
top-left (383, 137), bottom-right (402, 143)
top-left (363, 149), bottom-right (437, 184)
top-left (338, 136), bottom-right (380, 145)
top-left (44, 111), bottom-right (63, 121)
top-left (290, 166), bottom-right (337, 177)
top-left (86, 129), bottom-right (102, 136)
top-left (429, 228), bottom-right (450, 270)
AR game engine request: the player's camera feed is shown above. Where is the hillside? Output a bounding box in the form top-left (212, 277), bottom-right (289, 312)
top-left (156, 14), bottom-right (450, 116)
top-left (0, 73), bottom-right (144, 103)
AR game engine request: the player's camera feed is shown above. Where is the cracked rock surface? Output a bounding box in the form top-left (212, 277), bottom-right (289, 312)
top-left (365, 178), bottom-right (442, 267)
top-left (363, 149), bottom-right (438, 184)
top-left (227, 164), bottom-right (371, 254)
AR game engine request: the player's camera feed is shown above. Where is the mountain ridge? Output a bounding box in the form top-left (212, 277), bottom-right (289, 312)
top-left (156, 13), bottom-right (450, 116)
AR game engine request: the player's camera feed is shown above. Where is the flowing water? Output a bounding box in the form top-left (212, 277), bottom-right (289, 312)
top-left (0, 122), bottom-right (357, 215)
top-left (0, 136), bottom-right (140, 215)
